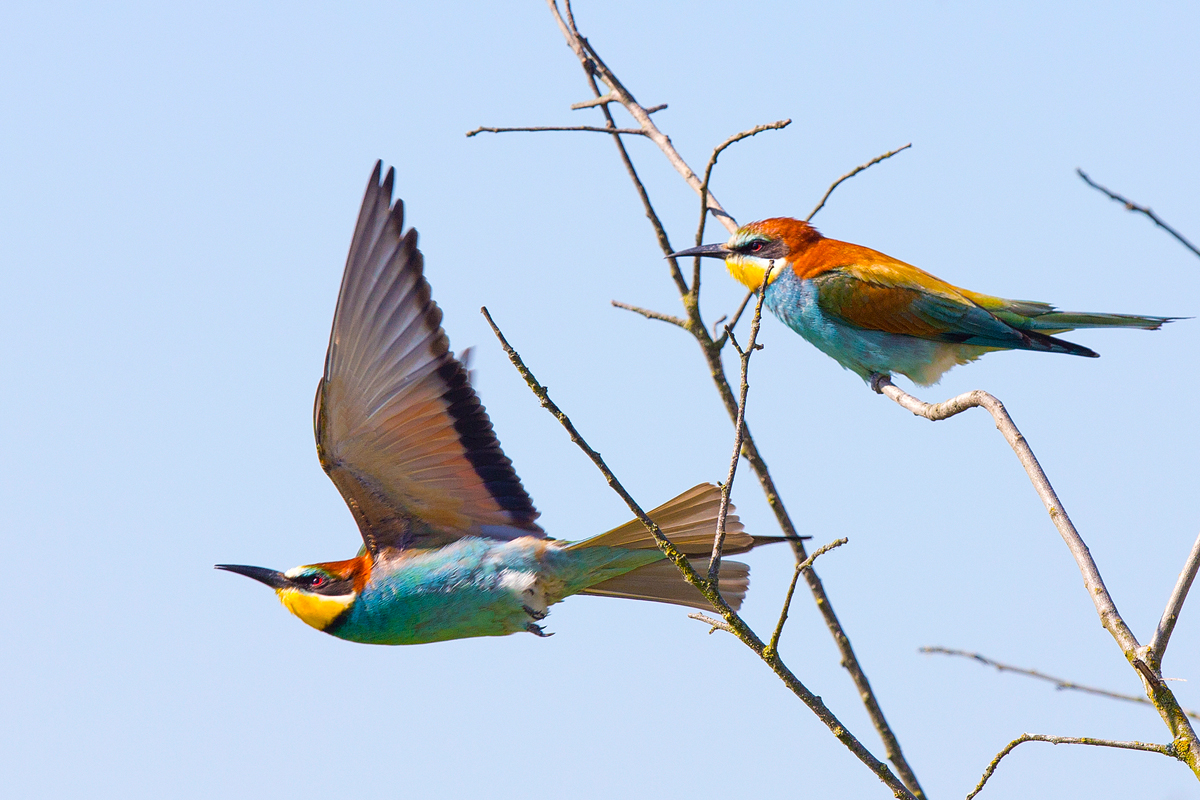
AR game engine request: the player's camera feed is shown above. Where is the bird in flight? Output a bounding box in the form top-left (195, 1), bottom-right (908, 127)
top-left (672, 218), bottom-right (1175, 386)
top-left (218, 162), bottom-right (782, 644)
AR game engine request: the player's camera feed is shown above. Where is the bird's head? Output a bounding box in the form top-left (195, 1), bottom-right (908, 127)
top-left (669, 218), bottom-right (822, 291)
top-left (216, 556), bottom-right (368, 632)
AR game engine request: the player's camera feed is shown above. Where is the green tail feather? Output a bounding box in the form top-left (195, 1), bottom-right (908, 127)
top-left (1027, 311), bottom-right (1177, 332)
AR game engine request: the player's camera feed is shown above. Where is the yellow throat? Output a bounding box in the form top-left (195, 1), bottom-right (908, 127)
top-left (725, 255), bottom-right (781, 292)
top-left (277, 588), bottom-right (355, 631)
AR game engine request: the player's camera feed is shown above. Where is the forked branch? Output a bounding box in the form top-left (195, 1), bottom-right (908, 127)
top-left (767, 537), bottom-right (849, 657)
top-left (530, 4), bottom-right (929, 795)
top-left (547, 0), bottom-right (738, 231)
top-left (871, 374), bottom-right (1200, 776)
top-left (1148, 530), bottom-right (1200, 671)
top-left (482, 305), bottom-right (917, 800)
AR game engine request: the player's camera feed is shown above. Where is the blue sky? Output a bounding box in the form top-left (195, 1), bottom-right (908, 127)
top-left (2, 1), bottom-right (1198, 797)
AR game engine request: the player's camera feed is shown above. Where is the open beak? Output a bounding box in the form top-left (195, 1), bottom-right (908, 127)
top-left (667, 243), bottom-right (731, 260)
top-left (216, 564), bottom-right (289, 590)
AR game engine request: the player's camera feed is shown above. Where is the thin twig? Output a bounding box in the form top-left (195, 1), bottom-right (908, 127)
top-left (688, 120), bottom-right (791, 298)
top-left (483, 301), bottom-right (917, 800)
top-left (709, 277), bottom-right (770, 585)
top-left (1077, 169), bottom-right (1200, 259)
top-left (806, 144), bottom-right (912, 222)
top-left (714, 289), bottom-right (756, 348)
top-left (571, 95), bottom-right (666, 113)
top-left (610, 300), bottom-right (687, 329)
top-left (870, 373), bottom-right (1200, 776)
top-left (687, 612), bottom-right (734, 635)
top-left (1148, 530), bottom-right (1200, 671)
top-left (967, 734), bottom-right (1178, 799)
top-left (481, 307), bottom-right (693, 571)
top-left (920, 646), bottom-right (1200, 720)
top-left (767, 538), bottom-right (849, 657)
top-left (466, 124), bottom-right (646, 137)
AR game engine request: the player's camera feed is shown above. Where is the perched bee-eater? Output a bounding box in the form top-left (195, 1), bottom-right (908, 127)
top-left (218, 162), bottom-right (783, 644)
top-left (672, 218), bottom-right (1176, 386)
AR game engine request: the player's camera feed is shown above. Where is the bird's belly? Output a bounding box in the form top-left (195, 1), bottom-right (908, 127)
top-left (765, 277), bottom-right (981, 385)
top-left (328, 540), bottom-right (550, 645)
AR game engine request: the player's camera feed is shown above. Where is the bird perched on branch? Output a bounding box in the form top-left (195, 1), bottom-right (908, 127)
top-left (218, 162), bottom-right (785, 645)
top-left (672, 218), bottom-right (1176, 386)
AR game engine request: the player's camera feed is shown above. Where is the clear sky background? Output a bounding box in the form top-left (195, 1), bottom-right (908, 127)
top-left (3, 1), bottom-right (1198, 797)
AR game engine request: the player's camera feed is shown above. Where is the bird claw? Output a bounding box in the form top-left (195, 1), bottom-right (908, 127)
top-left (868, 373), bottom-right (890, 394)
top-left (523, 604), bottom-right (548, 620)
top-left (526, 622), bottom-right (553, 638)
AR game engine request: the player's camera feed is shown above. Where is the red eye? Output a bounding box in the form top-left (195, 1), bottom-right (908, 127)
top-left (749, 241), bottom-right (764, 252)
top-left (309, 575), bottom-right (325, 587)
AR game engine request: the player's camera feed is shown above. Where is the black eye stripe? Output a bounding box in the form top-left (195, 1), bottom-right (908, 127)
top-left (734, 239), bottom-right (785, 259)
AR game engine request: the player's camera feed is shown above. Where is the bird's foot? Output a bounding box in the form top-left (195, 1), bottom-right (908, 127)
top-left (868, 373), bottom-right (892, 394)
top-left (523, 604), bottom-right (548, 621)
top-left (525, 622), bottom-right (554, 638)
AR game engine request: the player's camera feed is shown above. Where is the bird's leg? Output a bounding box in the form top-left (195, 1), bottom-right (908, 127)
top-left (525, 622), bottom-right (554, 637)
top-left (868, 372), bottom-right (891, 394)
top-left (522, 604), bottom-right (548, 620)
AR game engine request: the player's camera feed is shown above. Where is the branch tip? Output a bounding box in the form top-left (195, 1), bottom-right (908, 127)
top-left (807, 143), bottom-right (912, 222)
top-left (1076, 169), bottom-right (1199, 258)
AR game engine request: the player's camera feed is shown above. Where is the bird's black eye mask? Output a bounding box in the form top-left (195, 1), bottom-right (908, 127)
top-left (732, 238), bottom-right (788, 260)
top-left (293, 573), bottom-right (355, 595)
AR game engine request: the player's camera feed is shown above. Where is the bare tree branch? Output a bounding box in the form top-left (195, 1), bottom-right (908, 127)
top-left (967, 734), bottom-right (1177, 799)
top-left (466, 124), bottom-right (646, 137)
top-left (482, 303), bottom-right (919, 800)
top-left (547, 0), bottom-right (739, 231)
top-left (768, 538), bottom-right (849, 657)
top-left (690, 121), bottom-right (791, 301)
top-left (1148, 530), bottom-right (1200, 671)
top-left (870, 373), bottom-right (1200, 777)
top-left (713, 289), bottom-right (756, 347)
top-left (688, 612), bottom-right (734, 634)
top-left (807, 144), bottom-right (913, 222)
top-left (481, 306), bottom-right (693, 570)
top-left (709, 279), bottom-right (770, 585)
top-left (610, 300), bottom-right (687, 329)
top-left (571, 96), bottom-right (667, 113)
top-left (920, 646), bottom-right (1200, 720)
top-left (475, 6), bottom-right (929, 795)
top-left (1077, 169), bottom-right (1200, 259)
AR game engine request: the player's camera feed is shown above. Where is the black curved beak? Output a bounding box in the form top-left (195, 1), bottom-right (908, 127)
top-left (215, 564), bottom-right (289, 590)
top-left (667, 243), bottom-right (731, 260)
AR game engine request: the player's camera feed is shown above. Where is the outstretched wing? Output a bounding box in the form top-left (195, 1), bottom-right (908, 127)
top-left (314, 162), bottom-right (542, 554)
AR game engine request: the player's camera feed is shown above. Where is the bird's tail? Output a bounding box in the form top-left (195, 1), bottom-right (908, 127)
top-left (965, 291), bottom-right (1179, 334)
top-left (1024, 310), bottom-right (1178, 333)
top-left (569, 483), bottom-right (791, 611)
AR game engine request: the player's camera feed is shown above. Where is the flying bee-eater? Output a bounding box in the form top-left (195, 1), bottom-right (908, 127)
top-left (218, 162), bottom-right (785, 645)
top-left (672, 218), bottom-right (1176, 386)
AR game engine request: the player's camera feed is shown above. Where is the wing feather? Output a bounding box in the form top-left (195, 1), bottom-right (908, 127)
top-left (315, 163), bottom-right (542, 553)
top-left (814, 259), bottom-right (1033, 348)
